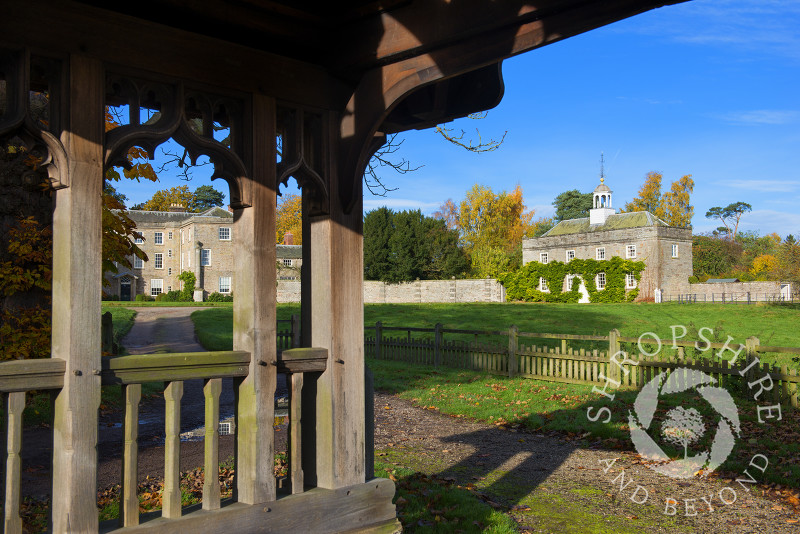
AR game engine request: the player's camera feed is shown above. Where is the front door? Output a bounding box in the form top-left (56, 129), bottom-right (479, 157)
top-left (120, 276), bottom-right (131, 301)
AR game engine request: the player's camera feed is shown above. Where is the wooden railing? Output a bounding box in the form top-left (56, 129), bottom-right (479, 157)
top-left (0, 340), bottom-right (327, 532)
top-left (367, 322), bottom-right (800, 407)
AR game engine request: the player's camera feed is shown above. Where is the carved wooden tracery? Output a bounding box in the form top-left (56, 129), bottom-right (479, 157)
top-left (0, 48), bottom-right (70, 189)
top-left (276, 105), bottom-right (329, 216)
top-left (104, 73), bottom-right (251, 208)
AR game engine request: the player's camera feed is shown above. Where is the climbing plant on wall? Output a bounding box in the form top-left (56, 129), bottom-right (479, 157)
top-left (499, 256), bottom-right (645, 303)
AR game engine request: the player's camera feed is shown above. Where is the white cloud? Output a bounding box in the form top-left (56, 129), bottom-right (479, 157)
top-left (710, 110), bottom-right (799, 125)
top-left (723, 180), bottom-right (800, 193)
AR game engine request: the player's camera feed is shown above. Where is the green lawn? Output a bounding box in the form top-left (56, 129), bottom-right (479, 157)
top-left (369, 357), bottom-right (800, 490)
top-left (190, 302), bottom-right (800, 367)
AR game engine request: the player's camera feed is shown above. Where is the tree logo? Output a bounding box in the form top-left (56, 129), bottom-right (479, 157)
top-left (628, 368), bottom-right (741, 479)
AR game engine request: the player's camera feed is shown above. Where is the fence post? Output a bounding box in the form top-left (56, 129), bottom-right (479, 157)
top-left (434, 323), bottom-right (443, 368)
top-left (745, 336), bottom-right (760, 383)
top-left (375, 321), bottom-right (383, 359)
top-left (508, 325), bottom-right (519, 378)
top-left (101, 311), bottom-right (115, 354)
top-left (291, 314), bottom-right (301, 348)
top-left (608, 329), bottom-right (621, 384)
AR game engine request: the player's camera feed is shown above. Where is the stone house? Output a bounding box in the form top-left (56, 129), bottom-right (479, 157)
top-left (522, 180), bottom-right (693, 301)
top-left (104, 207), bottom-right (301, 300)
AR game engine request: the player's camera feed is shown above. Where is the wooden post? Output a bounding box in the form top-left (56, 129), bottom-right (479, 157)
top-left (289, 373), bottom-right (304, 494)
top-left (163, 381), bottom-right (183, 518)
top-left (745, 336), bottom-right (760, 384)
top-left (233, 93), bottom-right (278, 504)
top-left (101, 311), bottom-right (114, 354)
top-left (304, 111), bottom-right (365, 489)
top-left (375, 321), bottom-right (383, 360)
top-left (120, 383), bottom-right (141, 527)
top-left (434, 323), bottom-right (443, 368)
top-left (508, 325), bottom-right (519, 378)
top-left (291, 314), bottom-right (301, 348)
top-left (50, 54), bottom-right (103, 533)
top-left (608, 329), bottom-right (621, 384)
top-left (203, 378), bottom-right (222, 510)
top-left (3, 392), bottom-right (24, 533)
top-left (364, 366), bottom-right (375, 480)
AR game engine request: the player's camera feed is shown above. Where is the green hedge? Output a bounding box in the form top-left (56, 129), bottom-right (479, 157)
top-left (499, 257), bottom-right (645, 303)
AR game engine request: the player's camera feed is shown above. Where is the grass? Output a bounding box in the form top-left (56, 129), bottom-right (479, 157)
top-left (374, 462), bottom-right (518, 533)
top-left (103, 306), bottom-right (137, 346)
top-left (189, 302), bottom-right (800, 368)
top-left (369, 357), bottom-right (800, 490)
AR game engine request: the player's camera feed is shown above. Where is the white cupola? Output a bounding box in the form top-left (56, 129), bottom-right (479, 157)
top-left (590, 177), bottom-right (615, 225)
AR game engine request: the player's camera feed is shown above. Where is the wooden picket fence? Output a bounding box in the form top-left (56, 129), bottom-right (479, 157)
top-left (365, 322), bottom-right (800, 407)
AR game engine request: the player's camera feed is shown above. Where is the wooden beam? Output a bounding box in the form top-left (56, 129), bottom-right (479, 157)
top-left (50, 53), bottom-right (103, 534)
top-left (0, 0), bottom-right (351, 109)
top-left (0, 359), bottom-right (66, 392)
top-left (102, 351), bottom-right (250, 384)
top-left (99, 479), bottom-right (398, 534)
top-left (277, 348), bottom-right (328, 374)
top-left (232, 93), bottom-right (278, 504)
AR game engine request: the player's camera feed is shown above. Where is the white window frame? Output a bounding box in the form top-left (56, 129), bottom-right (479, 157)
top-left (596, 272), bottom-right (606, 290)
top-left (150, 279), bottom-right (163, 297)
top-left (566, 250), bottom-right (575, 262)
top-left (626, 245), bottom-right (637, 259)
top-left (672, 244), bottom-right (679, 258)
top-left (167, 285), bottom-right (172, 292)
top-left (168, 267), bottom-right (172, 275)
top-left (596, 247), bottom-right (605, 260)
top-left (219, 227), bottom-right (231, 241)
top-left (168, 231), bottom-right (173, 240)
top-left (219, 276), bottom-right (232, 293)
top-left (282, 258), bottom-right (293, 267)
top-left (133, 256), bottom-right (143, 269)
top-left (626, 273), bottom-right (637, 289)
top-left (154, 253), bottom-right (163, 269)
top-left (154, 231), bottom-right (163, 245)
top-left (201, 248), bottom-right (211, 266)
top-left (134, 235), bottom-right (144, 244)
top-left (539, 277), bottom-right (549, 292)
top-left (540, 252), bottom-right (549, 264)
top-left (168, 249), bottom-right (172, 258)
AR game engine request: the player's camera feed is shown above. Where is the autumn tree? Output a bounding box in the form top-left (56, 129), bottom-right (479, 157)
top-left (441, 183), bottom-right (534, 278)
top-left (623, 172), bottom-right (694, 227)
top-left (705, 202), bottom-right (752, 240)
top-left (276, 193), bottom-right (302, 245)
top-left (528, 216), bottom-right (555, 238)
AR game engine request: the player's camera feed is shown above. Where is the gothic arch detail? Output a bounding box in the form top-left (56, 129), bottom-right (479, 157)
top-left (276, 105), bottom-right (329, 215)
top-left (104, 74), bottom-right (251, 208)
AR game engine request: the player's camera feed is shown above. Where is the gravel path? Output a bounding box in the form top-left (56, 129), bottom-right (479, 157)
top-left (374, 392), bottom-right (800, 533)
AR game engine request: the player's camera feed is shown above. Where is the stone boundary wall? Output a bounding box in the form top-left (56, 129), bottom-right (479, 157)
top-left (671, 281), bottom-right (793, 302)
top-left (276, 279), bottom-right (506, 303)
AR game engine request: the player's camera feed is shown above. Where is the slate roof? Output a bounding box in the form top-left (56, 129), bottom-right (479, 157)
top-left (705, 278), bottom-right (741, 283)
top-left (543, 211), bottom-right (669, 237)
top-left (122, 207), bottom-right (233, 224)
top-left (277, 245), bottom-right (302, 259)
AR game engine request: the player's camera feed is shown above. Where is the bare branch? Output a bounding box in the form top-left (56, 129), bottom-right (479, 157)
top-left (364, 134), bottom-right (420, 196)
top-left (157, 145), bottom-right (213, 181)
top-left (434, 123), bottom-right (507, 153)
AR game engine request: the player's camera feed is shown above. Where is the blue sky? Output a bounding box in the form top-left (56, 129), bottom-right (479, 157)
top-left (119, 0), bottom-right (800, 237)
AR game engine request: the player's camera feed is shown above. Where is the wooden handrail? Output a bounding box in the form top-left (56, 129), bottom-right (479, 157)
top-left (277, 348), bottom-right (328, 374)
top-left (101, 351), bottom-right (250, 384)
top-left (0, 358), bottom-right (66, 392)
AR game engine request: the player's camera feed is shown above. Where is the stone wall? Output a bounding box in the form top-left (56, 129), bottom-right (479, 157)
top-left (277, 279), bottom-right (506, 303)
top-left (674, 281), bottom-right (793, 302)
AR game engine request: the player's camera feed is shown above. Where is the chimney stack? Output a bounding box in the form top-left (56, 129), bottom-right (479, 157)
top-left (283, 232), bottom-right (294, 245)
top-left (168, 203), bottom-right (186, 213)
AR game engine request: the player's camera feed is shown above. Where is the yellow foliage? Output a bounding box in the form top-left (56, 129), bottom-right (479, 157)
top-left (458, 184), bottom-right (534, 251)
top-left (623, 171), bottom-right (694, 228)
top-left (750, 254), bottom-right (777, 279)
top-left (276, 193), bottom-right (302, 245)
top-left (141, 185), bottom-right (195, 211)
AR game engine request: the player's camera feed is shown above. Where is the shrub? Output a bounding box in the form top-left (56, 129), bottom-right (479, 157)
top-left (178, 271), bottom-right (196, 301)
top-left (207, 292), bottom-right (233, 302)
top-left (135, 293), bottom-right (153, 302)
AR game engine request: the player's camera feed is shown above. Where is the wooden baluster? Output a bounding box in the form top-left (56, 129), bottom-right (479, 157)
top-left (163, 381), bottom-right (183, 518)
top-left (3, 392), bottom-right (24, 533)
top-left (121, 383), bottom-right (142, 527)
top-left (203, 378), bottom-right (222, 510)
top-left (289, 373), bottom-right (304, 494)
